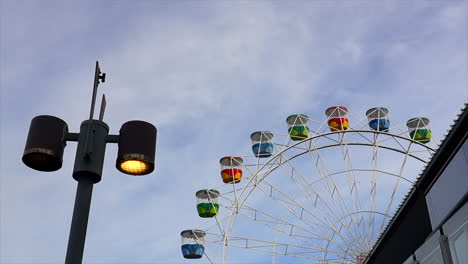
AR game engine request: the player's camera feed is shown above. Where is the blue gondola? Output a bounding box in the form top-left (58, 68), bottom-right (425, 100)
top-left (366, 107), bottom-right (390, 132)
top-left (250, 131), bottom-right (274, 158)
top-left (181, 229), bottom-right (206, 259)
top-left (181, 244), bottom-right (205, 259)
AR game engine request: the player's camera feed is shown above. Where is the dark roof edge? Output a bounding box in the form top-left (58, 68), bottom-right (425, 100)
top-left (365, 103), bottom-right (468, 263)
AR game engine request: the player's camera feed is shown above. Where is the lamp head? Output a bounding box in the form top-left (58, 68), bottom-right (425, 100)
top-left (116, 120), bottom-right (157, 175)
top-left (22, 115), bottom-right (68, 172)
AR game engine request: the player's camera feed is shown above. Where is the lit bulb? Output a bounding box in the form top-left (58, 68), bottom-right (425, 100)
top-left (119, 160), bottom-right (150, 175)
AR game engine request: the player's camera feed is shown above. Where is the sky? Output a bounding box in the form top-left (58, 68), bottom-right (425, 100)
top-left (1, 0), bottom-right (467, 263)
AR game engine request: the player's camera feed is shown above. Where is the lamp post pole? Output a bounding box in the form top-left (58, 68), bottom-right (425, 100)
top-left (65, 177), bottom-right (94, 263)
top-left (65, 62), bottom-right (110, 264)
top-left (22, 61), bottom-right (157, 264)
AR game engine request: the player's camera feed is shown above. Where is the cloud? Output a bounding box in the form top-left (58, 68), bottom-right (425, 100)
top-left (1, 1), bottom-right (467, 263)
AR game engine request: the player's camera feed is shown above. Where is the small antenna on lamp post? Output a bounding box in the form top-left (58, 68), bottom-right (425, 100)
top-left (83, 61), bottom-right (107, 158)
top-left (99, 94), bottom-right (106, 121)
top-left (89, 61), bottom-right (106, 120)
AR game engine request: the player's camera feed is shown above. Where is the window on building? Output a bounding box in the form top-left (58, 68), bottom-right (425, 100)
top-left (420, 247), bottom-right (443, 264)
top-left (426, 140), bottom-right (468, 228)
top-left (449, 220), bottom-right (468, 264)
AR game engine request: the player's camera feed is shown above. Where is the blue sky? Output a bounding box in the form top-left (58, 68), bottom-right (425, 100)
top-left (1, 0), bottom-right (467, 263)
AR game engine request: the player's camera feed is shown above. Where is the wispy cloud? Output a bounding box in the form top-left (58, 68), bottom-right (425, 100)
top-left (1, 1), bottom-right (467, 263)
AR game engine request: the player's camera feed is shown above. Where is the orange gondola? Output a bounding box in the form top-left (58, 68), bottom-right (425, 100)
top-left (220, 156), bottom-right (243, 183)
top-left (325, 106), bottom-right (349, 131)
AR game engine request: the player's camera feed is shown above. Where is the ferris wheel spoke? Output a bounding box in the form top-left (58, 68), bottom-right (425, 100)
top-left (244, 155), bottom-right (284, 187)
top-left (337, 133), bottom-right (364, 212)
top-left (218, 172), bottom-right (364, 256)
top-left (389, 133), bottom-right (410, 152)
top-left (303, 138), bottom-right (369, 251)
top-left (255, 176), bottom-right (351, 235)
top-left (201, 248), bottom-right (216, 264)
top-left (195, 211), bottom-right (237, 241)
top-left (205, 231), bottom-right (354, 262)
top-left (367, 133), bottom-right (380, 248)
top-left (387, 115), bottom-right (407, 135)
top-left (378, 141), bottom-right (414, 234)
top-left (238, 187), bottom-right (361, 256)
top-left (310, 118), bottom-right (336, 137)
top-left (281, 165), bottom-right (368, 254)
top-left (337, 132), bottom-right (370, 246)
top-left (347, 115), bottom-right (392, 250)
top-left (346, 130), bottom-right (375, 145)
top-left (409, 148), bottom-right (434, 154)
top-left (305, 169), bottom-right (413, 188)
top-left (219, 157), bottom-right (289, 262)
top-left (236, 209), bottom-right (348, 255)
top-left (348, 112), bottom-right (372, 130)
top-left (252, 177), bottom-right (366, 255)
top-left (219, 191), bottom-right (330, 242)
top-left (274, 154), bottom-right (354, 233)
top-left (273, 143), bottom-right (309, 152)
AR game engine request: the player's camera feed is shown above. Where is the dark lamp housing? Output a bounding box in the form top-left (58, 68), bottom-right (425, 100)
top-left (116, 120), bottom-right (157, 175)
top-left (22, 115), bottom-right (68, 171)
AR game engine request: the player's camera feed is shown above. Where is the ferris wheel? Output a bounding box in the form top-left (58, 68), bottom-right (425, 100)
top-left (180, 106), bottom-right (436, 264)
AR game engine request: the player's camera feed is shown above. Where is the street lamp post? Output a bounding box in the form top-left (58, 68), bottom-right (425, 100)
top-left (22, 62), bottom-right (157, 264)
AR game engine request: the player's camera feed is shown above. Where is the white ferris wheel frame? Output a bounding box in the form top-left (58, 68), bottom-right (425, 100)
top-left (191, 114), bottom-right (436, 264)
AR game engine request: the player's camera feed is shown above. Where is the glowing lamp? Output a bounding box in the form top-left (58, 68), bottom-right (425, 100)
top-left (116, 120), bottom-right (157, 175)
top-left (22, 115), bottom-right (68, 171)
top-left (119, 160), bottom-right (150, 174)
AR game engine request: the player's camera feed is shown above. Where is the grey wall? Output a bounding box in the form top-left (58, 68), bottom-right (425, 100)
top-left (426, 139), bottom-right (468, 229)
